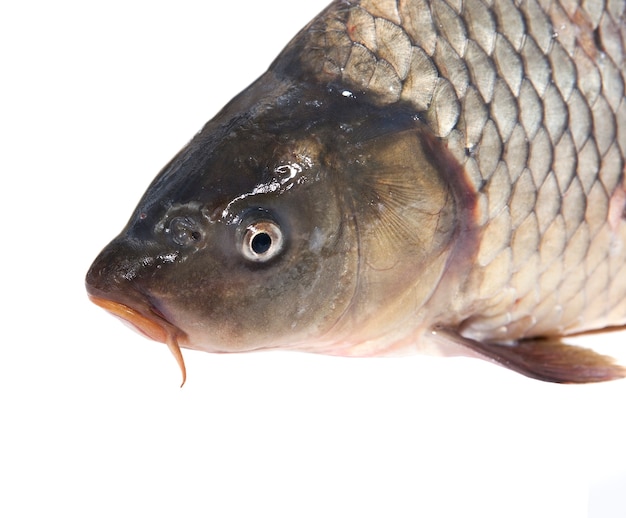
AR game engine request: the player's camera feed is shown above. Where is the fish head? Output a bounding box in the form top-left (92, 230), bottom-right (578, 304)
top-left (86, 65), bottom-right (462, 371)
top-left (86, 73), bottom-right (365, 359)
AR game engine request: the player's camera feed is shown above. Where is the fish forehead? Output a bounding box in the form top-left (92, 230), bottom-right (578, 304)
top-left (126, 76), bottom-right (424, 235)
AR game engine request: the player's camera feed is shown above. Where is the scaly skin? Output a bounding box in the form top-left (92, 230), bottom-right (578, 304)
top-left (285, 0), bottom-right (626, 342)
top-left (86, 0), bottom-right (626, 383)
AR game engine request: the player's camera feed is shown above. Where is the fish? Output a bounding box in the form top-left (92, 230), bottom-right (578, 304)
top-left (86, 0), bottom-right (626, 385)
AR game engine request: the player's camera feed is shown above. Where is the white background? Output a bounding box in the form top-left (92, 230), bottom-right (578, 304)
top-left (1, 1), bottom-right (625, 517)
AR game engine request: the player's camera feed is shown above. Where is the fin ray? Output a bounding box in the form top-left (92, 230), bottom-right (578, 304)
top-left (436, 328), bottom-right (626, 383)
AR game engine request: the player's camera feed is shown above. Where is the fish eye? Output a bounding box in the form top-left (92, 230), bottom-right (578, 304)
top-left (240, 220), bottom-right (284, 262)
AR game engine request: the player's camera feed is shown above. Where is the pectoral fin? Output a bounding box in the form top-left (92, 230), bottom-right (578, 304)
top-left (435, 329), bottom-right (626, 383)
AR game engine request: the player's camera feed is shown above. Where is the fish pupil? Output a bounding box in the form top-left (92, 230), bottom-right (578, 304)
top-left (251, 232), bottom-right (272, 254)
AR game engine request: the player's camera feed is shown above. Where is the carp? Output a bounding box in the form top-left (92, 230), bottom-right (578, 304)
top-left (86, 0), bottom-right (626, 384)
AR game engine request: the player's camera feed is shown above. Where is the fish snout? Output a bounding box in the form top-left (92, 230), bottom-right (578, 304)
top-left (85, 239), bottom-right (188, 384)
top-left (85, 240), bottom-right (156, 329)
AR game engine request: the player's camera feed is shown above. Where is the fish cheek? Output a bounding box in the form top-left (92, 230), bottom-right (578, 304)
top-left (218, 200), bottom-right (357, 350)
top-left (149, 193), bottom-right (357, 352)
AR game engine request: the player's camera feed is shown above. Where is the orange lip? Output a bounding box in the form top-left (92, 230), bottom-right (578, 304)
top-left (88, 295), bottom-right (187, 386)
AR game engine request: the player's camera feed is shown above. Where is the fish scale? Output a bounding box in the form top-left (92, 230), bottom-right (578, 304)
top-left (297, 0), bottom-right (626, 341)
top-left (86, 0), bottom-right (626, 384)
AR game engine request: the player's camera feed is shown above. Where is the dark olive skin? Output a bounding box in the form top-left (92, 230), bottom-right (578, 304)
top-left (86, 0), bottom-right (626, 384)
top-left (86, 57), bottom-right (458, 354)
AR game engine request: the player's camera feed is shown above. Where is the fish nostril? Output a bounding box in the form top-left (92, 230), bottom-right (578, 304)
top-left (167, 216), bottom-right (203, 247)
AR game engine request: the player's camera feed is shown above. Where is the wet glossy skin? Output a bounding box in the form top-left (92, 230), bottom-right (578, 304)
top-left (86, 71), bottom-right (458, 365)
top-left (87, 0), bottom-right (626, 383)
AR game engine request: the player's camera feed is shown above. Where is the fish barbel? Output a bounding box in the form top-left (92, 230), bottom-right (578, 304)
top-left (86, 0), bottom-right (626, 384)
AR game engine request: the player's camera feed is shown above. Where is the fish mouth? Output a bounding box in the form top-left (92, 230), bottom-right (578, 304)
top-left (88, 294), bottom-right (187, 386)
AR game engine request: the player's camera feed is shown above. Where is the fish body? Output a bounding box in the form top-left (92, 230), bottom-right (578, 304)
top-left (86, 0), bottom-right (626, 383)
